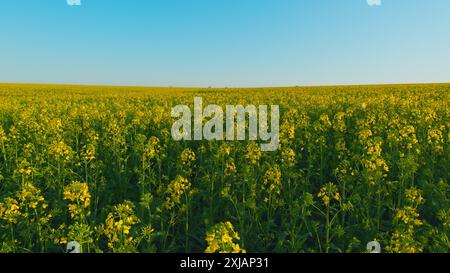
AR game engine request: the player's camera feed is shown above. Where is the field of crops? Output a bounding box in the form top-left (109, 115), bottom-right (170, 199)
top-left (0, 83), bottom-right (448, 253)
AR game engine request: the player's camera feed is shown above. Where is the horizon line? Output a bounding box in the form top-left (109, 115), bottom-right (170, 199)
top-left (0, 81), bottom-right (449, 90)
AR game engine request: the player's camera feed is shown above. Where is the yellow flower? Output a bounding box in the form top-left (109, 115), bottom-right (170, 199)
top-left (224, 160), bottom-right (237, 177)
top-left (281, 147), bottom-right (296, 165)
top-left (405, 187), bottom-right (425, 206)
top-left (245, 143), bottom-right (261, 165)
top-left (100, 201), bottom-right (139, 252)
top-left (262, 165), bottom-right (282, 197)
top-left (48, 140), bottom-right (74, 163)
top-left (205, 222), bottom-right (245, 253)
top-left (164, 176), bottom-right (191, 210)
top-left (318, 182), bottom-right (340, 207)
top-left (180, 148), bottom-right (196, 165)
top-left (64, 181), bottom-right (91, 219)
top-left (144, 136), bottom-right (160, 159)
top-left (0, 198), bottom-right (21, 224)
top-left (0, 126), bottom-right (8, 142)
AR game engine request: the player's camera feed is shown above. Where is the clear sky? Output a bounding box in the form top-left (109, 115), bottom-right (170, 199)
top-left (1, 0), bottom-right (449, 87)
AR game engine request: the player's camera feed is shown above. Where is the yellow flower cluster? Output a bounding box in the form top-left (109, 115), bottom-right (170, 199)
top-left (387, 188), bottom-right (425, 253)
top-left (144, 136), bottom-right (160, 159)
top-left (0, 183), bottom-right (50, 225)
top-left (48, 140), bottom-right (73, 163)
top-left (63, 181), bottom-right (91, 219)
top-left (245, 142), bottom-right (261, 165)
top-left (280, 123), bottom-right (296, 144)
top-left (87, 129), bottom-right (100, 144)
top-left (218, 143), bottom-right (232, 157)
top-left (81, 144), bottom-right (96, 162)
top-left (205, 221), bottom-right (245, 253)
top-left (358, 129), bottom-right (373, 142)
top-left (317, 183), bottom-right (340, 207)
top-left (0, 198), bottom-right (21, 224)
top-left (365, 140), bottom-right (388, 171)
top-left (361, 139), bottom-right (389, 185)
top-left (319, 114), bottom-right (332, 128)
top-left (16, 159), bottom-right (33, 176)
top-left (180, 148), bottom-right (196, 165)
top-left (101, 202), bottom-right (139, 252)
top-left (388, 230), bottom-right (423, 253)
top-left (281, 147), bottom-right (295, 165)
top-left (17, 183), bottom-right (47, 210)
top-left (395, 206), bottom-right (423, 227)
top-left (427, 128), bottom-right (444, 153)
top-left (0, 126), bottom-right (7, 142)
top-left (164, 176), bottom-right (191, 210)
top-left (263, 165), bottom-right (282, 196)
top-left (405, 187), bottom-right (425, 206)
top-left (224, 159), bottom-right (237, 177)
top-left (333, 112), bottom-right (347, 133)
top-left (398, 125), bottom-right (418, 149)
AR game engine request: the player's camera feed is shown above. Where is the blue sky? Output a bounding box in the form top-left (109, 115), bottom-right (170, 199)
top-left (1, 0), bottom-right (449, 87)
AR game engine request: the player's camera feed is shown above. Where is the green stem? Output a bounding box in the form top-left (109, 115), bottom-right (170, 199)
top-left (326, 205), bottom-right (330, 253)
